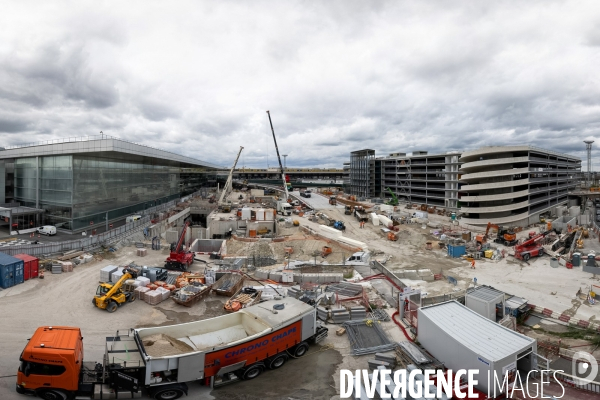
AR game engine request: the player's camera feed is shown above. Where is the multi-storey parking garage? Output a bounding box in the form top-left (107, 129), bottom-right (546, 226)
top-left (459, 146), bottom-right (581, 227)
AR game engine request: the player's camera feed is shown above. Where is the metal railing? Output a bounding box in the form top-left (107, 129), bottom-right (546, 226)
top-left (1, 217), bottom-right (151, 257)
top-left (552, 369), bottom-right (600, 394)
top-left (3, 133), bottom-right (216, 167)
top-left (0, 190), bottom-right (205, 257)
top-left (371, 260), bottom-right (406, 291)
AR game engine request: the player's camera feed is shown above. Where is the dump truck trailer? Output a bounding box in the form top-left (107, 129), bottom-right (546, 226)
top-left (16, 298), bottom-right (328, 400)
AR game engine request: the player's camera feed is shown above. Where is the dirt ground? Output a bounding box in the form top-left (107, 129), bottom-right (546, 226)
top-left (0, 241), bottom-right (357, 400)
top-left (2, 192), bottom-right (600, 400)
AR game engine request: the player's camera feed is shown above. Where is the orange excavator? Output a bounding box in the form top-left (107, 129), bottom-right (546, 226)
top-left (476, 223), bottom-right (518, 246)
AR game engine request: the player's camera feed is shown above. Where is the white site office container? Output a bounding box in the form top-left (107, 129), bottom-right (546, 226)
top-left (418, 301), bottom-right (537, 396)
top-left (465, 286), bottom-right (505, 321)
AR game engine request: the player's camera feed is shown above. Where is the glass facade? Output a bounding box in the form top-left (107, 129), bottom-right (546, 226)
top-left (14, 153), bottom-right (209, 231)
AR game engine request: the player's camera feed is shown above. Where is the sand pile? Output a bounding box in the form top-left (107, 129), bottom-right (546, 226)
top-left (142, 333), bottom-right (194, 357)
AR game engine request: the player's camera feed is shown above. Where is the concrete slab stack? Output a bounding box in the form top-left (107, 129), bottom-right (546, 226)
top-left (51, 263), bottom-right (62, 274)
top-left (254, 269), bottom-right (270, 280)
top-left (375, 353), bottom-right (397, 368)
top-left (317, 306), bottom-right (329, 321)
top-left (101, 266), bottom-right (119, 282)
top-left (418, 269), bottom-right (434, 282)
top-left (368, 359), bottom-right (391, 370)
top-left (350, 307), bottom-right (367, 320)
top-left (287, 286), bottom-right (302, 298)
top-left (331, 308), bottom-right (350, 324)
top-left (404, 270), bottom-right (419, 279)
top-left (269, 271), bottom-right (282, 282)
top-left (136, 249), bottom-right (147, 257)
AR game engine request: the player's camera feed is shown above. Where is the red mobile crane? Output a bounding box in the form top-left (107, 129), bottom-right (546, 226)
top-left (514, 230), bottom-right (552, 261)
top-left (165, 219), bottom-right (194, 270)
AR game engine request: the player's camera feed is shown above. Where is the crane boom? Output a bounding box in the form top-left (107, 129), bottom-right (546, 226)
top-left (266, 111), bottom-right (289, 201)
top-left (218, 146), bottom-right (244, 206)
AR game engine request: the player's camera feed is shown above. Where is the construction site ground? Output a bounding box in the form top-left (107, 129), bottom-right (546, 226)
top-left (0, 235), bottom-right (408, 400)
top-left (0, 191), bottom-right (598, 400)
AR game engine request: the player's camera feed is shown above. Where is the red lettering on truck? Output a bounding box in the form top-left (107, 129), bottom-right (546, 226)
top-left (204, 321), bottom-right (302, 378)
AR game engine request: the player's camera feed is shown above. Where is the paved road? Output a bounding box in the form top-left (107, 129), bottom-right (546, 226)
top-left (289, 191), bottom-right (344, 212)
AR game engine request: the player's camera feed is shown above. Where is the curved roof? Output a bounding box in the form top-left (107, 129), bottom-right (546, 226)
top-left (460, 145), bottom-right (580, 163)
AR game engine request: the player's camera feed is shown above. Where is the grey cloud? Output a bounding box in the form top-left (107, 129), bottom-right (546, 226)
top-left (0, 1), bottom-right (599, 169)
top-left (138, 100), bottom-right (180, 122)
top-left (0, 118), bottom-right (30, 133)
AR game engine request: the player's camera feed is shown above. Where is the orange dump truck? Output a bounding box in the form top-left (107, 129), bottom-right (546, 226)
top-left (16, 298), bottom-right (328, 400)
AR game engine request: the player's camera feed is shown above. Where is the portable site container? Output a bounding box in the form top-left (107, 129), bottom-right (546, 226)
top-left (447, 244), bottom-right (466, 258)
top-left (13, 254), bottom-right (39, 280)
top-left (418, 301), bottom-right (537, 396)
top-left (0, 252), bottom-right (24, 288)
top-left (465, 286), bottom-right (505, 321)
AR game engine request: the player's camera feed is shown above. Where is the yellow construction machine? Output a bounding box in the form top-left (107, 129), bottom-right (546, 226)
top-left (93, 268), bottom-right (137, 313)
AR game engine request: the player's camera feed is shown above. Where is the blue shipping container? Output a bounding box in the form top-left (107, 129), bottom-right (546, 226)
top-left (14, 262), bottom-right (24, 285)
top-left (0, 252), bottom-right (25, 289)
top-left (447, 244), bottom-right (466, 258)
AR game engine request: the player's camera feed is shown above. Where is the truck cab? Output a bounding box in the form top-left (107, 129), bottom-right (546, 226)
top-left (345, 251), bottom-right (371, 266)
top-left (17, 326), bottom-right (83, 397)
top-left (277, 201), bottom-right (292, 216)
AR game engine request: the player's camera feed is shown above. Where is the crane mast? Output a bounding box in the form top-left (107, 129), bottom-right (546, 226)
top-left (218, 146), bottom-right (244, 207)
top-left (266, 111), bottom-right (289, 202)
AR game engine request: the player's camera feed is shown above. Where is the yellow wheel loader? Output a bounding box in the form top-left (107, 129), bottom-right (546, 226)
top-left (93, 268), bottom-right (138, 313)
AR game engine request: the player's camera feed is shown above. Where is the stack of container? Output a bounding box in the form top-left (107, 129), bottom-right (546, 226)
top-left (51, 263), bottom-right (63, 274)
top-left (13, 254), bottom-right (39, 280)
top-left (100, 265), bottom-right (118, 282)
top-left (156, 286), bottom-right (171, 301)
top-left (0, 253), bottom-right (24, 289)
top-left (61, 262), bottom-right (73, 272)
top-left (135, 276), bottom-right (151, 287)
top-left (111, 267), bottom-right (125, 282)
top-left (145, 290), bottom-right (163, 305)
top-left (135, 286), bottom-right (150, 300)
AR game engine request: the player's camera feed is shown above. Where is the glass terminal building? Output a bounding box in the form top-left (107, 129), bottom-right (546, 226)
top-left (0, 135), bottom-right (220, 231)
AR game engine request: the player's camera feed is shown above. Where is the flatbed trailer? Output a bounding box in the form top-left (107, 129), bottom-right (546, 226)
top-left (16, 298), bottom-right (328, 400)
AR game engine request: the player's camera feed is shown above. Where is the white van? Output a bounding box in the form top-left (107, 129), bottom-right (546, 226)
top-left (126, 215), bottom-right (142, 223)
top-left (37, 225), bottom-right (57, 236)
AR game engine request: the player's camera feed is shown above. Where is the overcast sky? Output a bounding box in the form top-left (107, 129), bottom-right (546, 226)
top-left (1, 1), bottom-right (599, 169)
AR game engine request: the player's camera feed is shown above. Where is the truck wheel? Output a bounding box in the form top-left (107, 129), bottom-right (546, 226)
top-left (504, 241), bottom-right (510, 247)
top-left (538, 248), bottom-right (544, 257)
top-left (268, 354), bottom-right (288, 369)
top-left (36, 389), bottom-right (68, 400)
top-left (293, 342), bottom-right (309, 357)
top-left (92, 298), bottom-right (97, 307)
top-left (242, 365), bottom-right (263, 380)
top-left (106, 301), bottom-right (118, 313)
top-left (128, 294), bottom-right (136, 303)
top-left (523, 253), bottom-right (530, 262)
top-left (154, 388), bottom-right (184, 400)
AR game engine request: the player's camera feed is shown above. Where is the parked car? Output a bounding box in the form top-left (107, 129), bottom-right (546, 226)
top-left (37, 225), bottom-right (57, 236)
top-left (126, 215), bottom-right (142, 223)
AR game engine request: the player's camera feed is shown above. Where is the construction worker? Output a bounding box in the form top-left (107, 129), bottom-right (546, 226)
top-left (471, 259), bottom-right (476, 269)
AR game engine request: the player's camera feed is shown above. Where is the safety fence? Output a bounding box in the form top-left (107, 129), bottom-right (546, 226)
top-left (552, 369), bottom-right (600, 395)
top-left (1, 217), bottom-right (151, 257)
